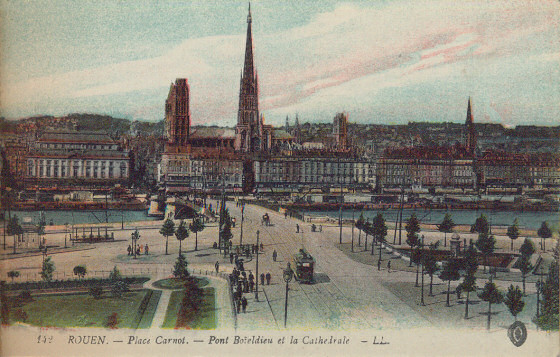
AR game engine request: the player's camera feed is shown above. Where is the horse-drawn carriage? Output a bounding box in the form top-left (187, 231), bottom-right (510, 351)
top-left (292, 249), bottom-right (315, 283)
top-left (261, 213), bottom-right (271, 226)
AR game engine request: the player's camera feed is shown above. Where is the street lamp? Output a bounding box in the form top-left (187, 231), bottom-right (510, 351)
top-left (255, 230), bottom-right (260, 301)
top-left (131, 229), bottom-right (140, 259)
top-left (283, 263), bottom-right (294, 328)
top-left (64, 223), bottom-right (69, 248)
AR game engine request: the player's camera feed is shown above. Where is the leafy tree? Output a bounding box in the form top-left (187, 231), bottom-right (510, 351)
top-left (537, 221), bottom-right (552, 251)
top-left (463, 244), bottom-right (479, 276)
top-left (220, 209), bottom-right (233, 256)
top-left (439, 259), bottom-right (461, 306)
top-left (73, 265), bottom-right (87, 279)
top-left (160, 218), bottom-right (176, 255)
top-left (89, 286), bottom-right (103, 299)
top-left (519, 238), bottom-right (535, 258)
top-left (504, 285), bottom-right (525, 321)
top-left (475, 232), bottom-right (496, 273)
top-left (41, 257), bottom-right (55, 282)
top-left (356, 213), bottom-right (365, 246)
top-left (506, 218), bottom-right (520, 251)
top-left (534, 261), bottom-right (559, 330)
top-left (175, 220), bottom-right (189, 257)
top-left (438, 213), bottom-right (455, 247)
top-left (479, 281), bottom-right (504, 330)
top-left (7, 270), bottom-right (19, 283)
top-left (371, 213), bottom-right (387, 259)
top-left (189, 216), bottom-right (205, 251)
top-left (109, 266), bottom-right (122, 281)
top-left (362, 219), bottom-right (371, 252)
top-left (173, 253), bottom-right (190, 280)
top-left (517, 255), bottom-right (533, 296)
top-left (7, 215), bottom-right (23, 254)
top-left (459, 273), bottom-right (477, 319)
top-left (411, 247), bottom-right (423, 287)
top-left (405, 214), bottom-right (421, 266)
top-left (470, 214), bottom-right (489, 235)
top-left (423, 254), bottom-right (439, 296)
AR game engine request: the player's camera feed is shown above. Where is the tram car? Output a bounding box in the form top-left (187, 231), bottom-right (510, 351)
top-left (292, 249), bottom-right (315, 283)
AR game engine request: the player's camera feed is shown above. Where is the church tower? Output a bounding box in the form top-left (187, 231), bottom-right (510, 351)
top-left (165, 78), bottom-right (190, 147)
top-left (235, 4), bottom-right (271, 153)
top-left (465, 97), bottom-right (477, 156)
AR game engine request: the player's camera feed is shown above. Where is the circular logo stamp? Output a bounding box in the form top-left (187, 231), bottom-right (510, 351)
top-left (507, 321), bottom-right (527, 347)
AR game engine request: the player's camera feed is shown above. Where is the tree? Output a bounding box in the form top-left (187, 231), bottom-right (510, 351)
top-left (475, 232), bottom-right (496, 273)
top-left (7, 215), bottom-right (23, 254)
top-left (463, 244), bottom-right (479, 276)
top-left (438, 213), bottom-right (455, 247)
top-left (423, 254), bottom-right (439, 296)
top-left (220, 209), bottom-right (233, 257)
top-left (504, 285), bottom-right (525, 321)
top-left (534, 261), bottom-right (559, 330)
top-left (189, 216), bottom-right (205, 251)
top-left (537, 221), bottom-right (552, 251)
top-left (470, 214), bottom-right (489, 235)
top-left (439, 259), bottom-right (461, 306)
top-left (160, 218), bottom-right (176, 255)
top-left (519, 238), bottom-right (535, 258)
top-left (459, 273), bottom-right (477, 319)
top-left (41, 256), bottom-right (55, 282)
top-left (479, 281), bottom-right (504, 330)
top-left (173, 253), bottom-right (190, 280)
top-left (506, 218), bottom-right (520, 251)
top-left (371, 213), bottom-right (387, 259)
top-left (405, 214), bottom-right (421, 267)
top-left (175, 220), bottom-right (189, 257)
top-left (73, 265), bottom-right (87, 279)
top-left (130, 229), bottom-right (140, 259)
top-left (7, 270), bottom-right (19, 283)
top-left (356, 213), bottom-right (365, 246)
top-left (517, 255), bottom-right (533, 296)
top-left (363, 219), bottom-right (371, 252)
top-left (109, 266), bottom-right (122, 281)
top-left (411, 247), bottom-right (423, 287)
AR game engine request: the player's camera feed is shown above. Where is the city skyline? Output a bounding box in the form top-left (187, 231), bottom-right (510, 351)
top-left (1, 1), bottom-right (559, 127)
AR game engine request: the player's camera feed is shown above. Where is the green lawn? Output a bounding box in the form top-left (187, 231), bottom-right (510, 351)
top-left (153, 277), bottom-right (209, 290)
top-left (162, 287), bottom-right (216, 329)
top-left (11, 289), bottom-right (160, 329)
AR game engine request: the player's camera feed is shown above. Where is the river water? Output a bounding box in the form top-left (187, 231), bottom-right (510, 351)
top-left (8, 210), bottom-right (155, 226)
top-left (303, 208), bottom-right (559, 230)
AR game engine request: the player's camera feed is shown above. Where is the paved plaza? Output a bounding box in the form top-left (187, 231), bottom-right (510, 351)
top-left (1, 201), bottom-right (556, 332)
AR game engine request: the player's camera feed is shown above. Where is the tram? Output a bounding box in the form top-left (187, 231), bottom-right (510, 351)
top-left (292, 249), bottom-right (315, 283)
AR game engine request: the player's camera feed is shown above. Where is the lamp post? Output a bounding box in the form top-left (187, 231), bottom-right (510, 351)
top-left (64, 223), bottom-right (69, 248)
top-left (131, 229), bottom-right (140, 259)
top-left (338, 158), bottom-right (343, 245)
top-left (420, 235), bottom-right (425, 306)
top-left (283, 263), bottom-right (294, 328)
top-left (351, 205), bottom-right (355, 252)
top-left (255, 230), bottom-right (260, 301)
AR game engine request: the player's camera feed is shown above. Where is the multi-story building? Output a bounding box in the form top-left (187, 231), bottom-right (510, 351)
top-left (26, 131), bottom-right (130, 187)
top-left (165, 78), bottom-right (190, 148)
top-left (0, 133), bottom-right (29, 184)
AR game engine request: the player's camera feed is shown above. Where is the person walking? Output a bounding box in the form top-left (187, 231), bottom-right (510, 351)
top-left (260, 243), bottom-right (264, 252)
top-left (377, 259), bottom-right (381, 271)
top-left (387, 261), bottom-right (391, 273)
top-left (127, 245), bottom-right (132, 256)
top-left (266, 272), bottom-right (271, 285)
top-left (260, 273), bottom-right (265, 286)
top-left (230, 253), bottom-right (234, 264)
top-left (215, 261), bottom-right (220, 273)
top-left (243, 278), bottom-right (249, 293)
top-left (241, 296), bottom-right (248, 313)
top-left (249, 279), bottom-right (255, 292)
top-left (145, 244), bottom-right (149, 255)
top-left (272, 250), bottom-right (277, 262)
top-left (296, 224), bottom-right (299, 233)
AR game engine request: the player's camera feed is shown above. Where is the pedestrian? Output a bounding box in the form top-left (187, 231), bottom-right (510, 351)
top-left (284, 211), bottom-right (287, 219)
top-left (215, 261), bottom-right (220, 273)
top-left (273, 250), bottom-right (277, 262)
top-left (230, 253), bottom-right (234, 264)
top-left (319, 225), bottom-right (322, 232)
top-left (243, 278), bottom-right (249, 293)
top-left (248, 271), bottom-right (254, 282)
top-left (139, 244), bottom-right (143, 254)
top-left (145, 244), bottom-right (149, 255)
top-left (296, 224), bottom-right (299, 233)
top-left (260, 273), bottom-right (265, 285)
top-left (249, 279), bottom-right (255, 292)
top-left (127, 245), bottom-right (132, 256)
top-left (241, 296), bottom-right (248, 313)
top-left (260, 243), bottom-right (264, 252)
top-left (377, 259), bottom-right (381, 271)
top-left (387, 261), bottom-right (391, 273)
top-left (266, 272), bottom-right (271, 285)
top-left (136, 247), bottom-right (141, 256)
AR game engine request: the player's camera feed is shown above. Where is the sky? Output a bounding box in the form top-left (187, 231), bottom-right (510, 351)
top-left (1, 0), bottom-right (559, 127)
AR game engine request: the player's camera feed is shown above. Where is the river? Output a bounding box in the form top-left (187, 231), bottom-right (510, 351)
top-left (303, 208), bottom-right (559, 230)
top-left (7, 210), bottom-right (155, 226)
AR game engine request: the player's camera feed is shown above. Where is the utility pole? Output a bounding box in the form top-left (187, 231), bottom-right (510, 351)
top-left (338, 157), bottom-right (343, 245)
top-left (255, 230), bottom-right (259, 301)
top-left (240, 202), bottom-right (244, 246)
top-left (351, 206), bottom-right (355, 252)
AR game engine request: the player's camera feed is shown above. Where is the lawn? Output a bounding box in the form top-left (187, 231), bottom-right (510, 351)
top-left (162, 287), bottom-right (216, 329)
top-left (153, 277), bottom-right (209, 290)
top-left (10, 289), bottom-right (161, 329)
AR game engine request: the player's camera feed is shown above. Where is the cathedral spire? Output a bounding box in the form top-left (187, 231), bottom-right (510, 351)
top-left (243, 3), bottom-right (255, 81)
top-left (466, 97), bottom-right (473, 125)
